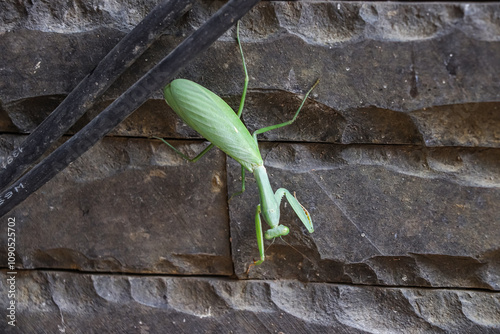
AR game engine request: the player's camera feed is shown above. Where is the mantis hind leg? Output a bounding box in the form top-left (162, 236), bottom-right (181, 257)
top-left (252, 79), bottom-right (319, 141)
top-left (229, 21), bottom-right (250, 201)
top-left (153, 137), bottom-right (214, 163)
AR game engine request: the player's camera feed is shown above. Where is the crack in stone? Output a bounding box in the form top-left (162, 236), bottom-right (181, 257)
top-left (309, 172), bottom-right (384, 257)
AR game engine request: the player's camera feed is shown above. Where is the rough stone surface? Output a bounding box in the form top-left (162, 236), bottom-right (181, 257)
top-left (1, 270), bottom-right (500, 333)
top-left (1, 2), bottom-right (499, 147)
top-left (0, 135), bottom-right (232, 275)
top-left (0, 1), bottom-right (499, 333)
top-left (0, 0), bottom-right (161, 33)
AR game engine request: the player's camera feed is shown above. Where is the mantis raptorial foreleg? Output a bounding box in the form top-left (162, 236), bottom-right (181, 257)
top-left (248, 188), bottom-right (313, 273)
top-left (274, 188), bottom-right (313, 233)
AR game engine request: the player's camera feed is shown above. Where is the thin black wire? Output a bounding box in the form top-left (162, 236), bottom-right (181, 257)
top-left (0, 0), bottom-right (195, 192)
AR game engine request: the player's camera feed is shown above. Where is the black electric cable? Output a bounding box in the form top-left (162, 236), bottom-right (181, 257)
top-left (0, 0), bottom-right (261, 217)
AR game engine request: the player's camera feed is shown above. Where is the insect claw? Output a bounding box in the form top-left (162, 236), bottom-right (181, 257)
top-left (246, 261), bottom-right (256, 274)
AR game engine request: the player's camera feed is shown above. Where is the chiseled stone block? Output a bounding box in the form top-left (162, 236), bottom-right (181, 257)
top-left (1, 271), bottom-right (499, 333)
top-left (230, 143), bottom-right (500, 290)
top-left (0, 135), bottom-right (232, 275)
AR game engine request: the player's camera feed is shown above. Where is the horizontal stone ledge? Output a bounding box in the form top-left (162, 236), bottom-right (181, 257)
top-left (1, 3), bottom-right (499, 149)
top-left (2, 1), bottom-right (499, 41)
top-left (2, 96), bottom-right (499, 148)
top-left (2, 27), bottom-right (498, 110)
top-left (1, 270), bottom-right (499, 333)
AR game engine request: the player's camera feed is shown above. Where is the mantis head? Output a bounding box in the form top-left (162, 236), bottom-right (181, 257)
top-left (264, 225), bottom-right (290, 240)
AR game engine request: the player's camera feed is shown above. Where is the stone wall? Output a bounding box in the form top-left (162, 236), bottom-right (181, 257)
top-left (0, 1), bottom-right (499, 332)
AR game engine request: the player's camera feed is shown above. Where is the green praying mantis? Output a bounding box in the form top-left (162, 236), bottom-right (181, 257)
top-left (156, 22), bottom-right (318, 269)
